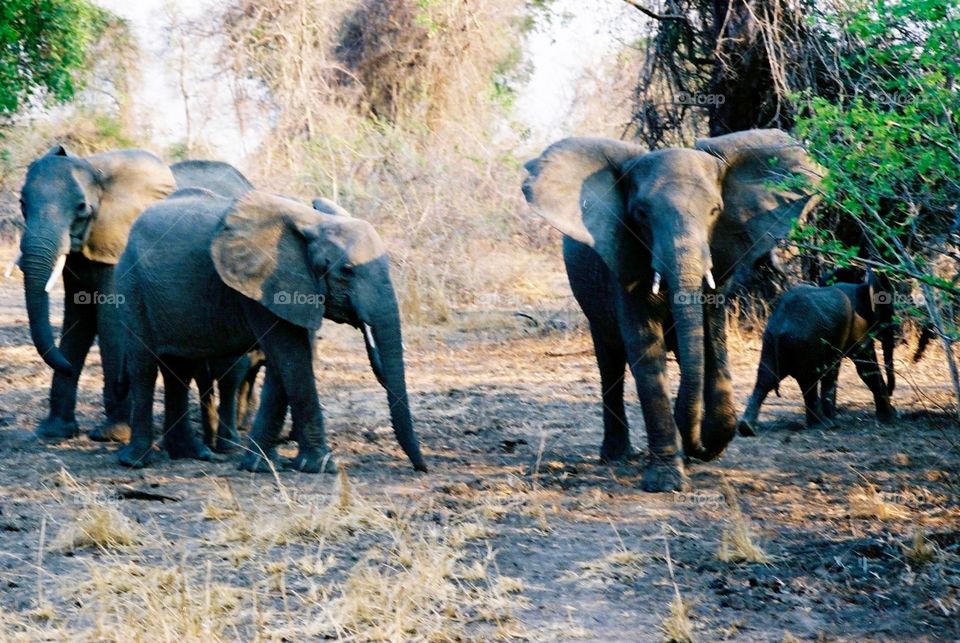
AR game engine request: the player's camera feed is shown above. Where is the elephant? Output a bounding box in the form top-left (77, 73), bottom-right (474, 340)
top-left (114, 188), bottom-right (427, 473)
top-left (18, 146), bottom-right (177, 441)
top-left (737, 273), bottom-right (897, 435)
top-left (17, 145), bottom-right (261, 444)
top-left (522, 129), bottom-right (823, 492)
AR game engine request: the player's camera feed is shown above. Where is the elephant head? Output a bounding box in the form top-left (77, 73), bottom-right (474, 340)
top-left (18, 145), bottom-right (176, 374)
top-left (210, 191), bottom-right (426, 472)
top-left (523, 129), bottom-right (823, 460)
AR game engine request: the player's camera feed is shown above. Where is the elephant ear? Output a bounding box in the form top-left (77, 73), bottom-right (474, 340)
top-left (83, 150), bottom-right (177, 264)
top-left (695, 129), bottom-right (825, 284)
top-left (522, 137), bottom-right (649, 286)
top-left (211, 191), bottom-right (326, 330)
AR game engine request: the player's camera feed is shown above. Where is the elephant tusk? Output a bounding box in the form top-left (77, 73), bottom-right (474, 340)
top-left (651, 272), bottom-right (661, 295)
top-left (4, 250), bottom-right (21, 279)
top-left (705, 270), bottom-right (716, 290)
top-left (363, 323), bottom-right (377, 350)
top-left (45, 254), bottom-right (67, 293)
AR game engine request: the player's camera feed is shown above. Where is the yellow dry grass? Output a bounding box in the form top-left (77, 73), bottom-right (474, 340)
top-left (718, 483), bottom-right (771, 564)
top-left (50, 469), bottom-right (143, 552)
top-left (848, 484), bottom-right (910, 521)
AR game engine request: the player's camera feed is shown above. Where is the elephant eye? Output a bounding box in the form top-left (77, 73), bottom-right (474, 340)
top-left (75, 202), bottom-right (88, 215)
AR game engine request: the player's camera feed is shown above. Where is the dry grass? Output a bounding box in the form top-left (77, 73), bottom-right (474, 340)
top-left (848, 484), bottom-right (910, 521)
top-left (903, 529), bottom-right (939, 564)
top-left (660, 593), bottom-right (695, 643)
top-left (50, 469), bottom-right (143, 552)
top-left (718, 483), bottom-right (771, 564)
top-left (571, 548), bottom-right (648, 585)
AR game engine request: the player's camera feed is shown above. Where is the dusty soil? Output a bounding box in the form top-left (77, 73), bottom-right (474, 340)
top-left (0, 241), bottom-right (957, 641)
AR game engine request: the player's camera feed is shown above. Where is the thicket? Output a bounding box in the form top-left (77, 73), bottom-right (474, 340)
top-left (221, 0), bottom-right (543, 324)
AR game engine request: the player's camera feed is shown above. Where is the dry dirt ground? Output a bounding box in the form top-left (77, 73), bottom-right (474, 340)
top-left (0, 242), bottom-right (957, 642)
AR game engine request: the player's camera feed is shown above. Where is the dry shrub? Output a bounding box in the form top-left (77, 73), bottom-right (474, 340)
top-left (848, 484), bottom-right (910, 521)
top-left (338, 0), bottom-right (518, 128)
top-left (718, 483), bottom-right (770, 564)
top-left (222, 0), bottom-right (546, 326)
top-left (51, 469), bottom-right (143, 552)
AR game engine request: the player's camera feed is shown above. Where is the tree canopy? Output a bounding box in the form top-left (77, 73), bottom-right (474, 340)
top-left (0, 0), bottom-right (116, 114)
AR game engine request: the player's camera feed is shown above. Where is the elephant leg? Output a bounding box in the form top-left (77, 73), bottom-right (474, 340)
top-left (819, 363), bottom-right (841, 420)
top-left (797, 372), bottom-right (826, 428)
top-left (87, 289), bottom-right (131, 443)
top-left (624, 316), bottom-right (688, 493)
top-left (160, 358), bottom-right (213, 461)
top-left (241, 305), bottom-right (333, 473)
top-left (117, 343), bottom-right (158, 468)
top-left (591, 325), bottom-right (631, 463)
top-left (850, 343), bottom-right (896, 423)
top-left (194, 363), bottom-right (217, 448)
top-left (700, 302), bottom-right (736, 458)
top-left (239, 366), bottom-right (288, 472)
top-left (737, 339), bottom-right (781, 437)
top-left (36, 279), bottom-right (97, 440)
top-left (237, 351), bottom-right (265, 432)
top-left (213, 357), bottom-right (245, 453)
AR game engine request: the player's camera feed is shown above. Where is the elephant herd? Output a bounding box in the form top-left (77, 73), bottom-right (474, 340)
top-left (10, 128), bottom-right (902, 492)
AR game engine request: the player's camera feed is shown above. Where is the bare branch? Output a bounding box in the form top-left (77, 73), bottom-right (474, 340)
top-left (620, 0), bottom-right (687, 21)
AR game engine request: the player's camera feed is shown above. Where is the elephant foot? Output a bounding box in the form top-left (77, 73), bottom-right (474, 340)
top-left (805, 418), bottom-right (836, 431)
top-left (641, 455), bottom-right (689, 493)
top-left (737, 419), bottom-right (758, 437)
top-left (284, 447), bottom-right (336, 474)
top-left (117, 440), bottom-right (156, 468)
top-left (599, 441), bottom-right (636, 464)
top-left (164, 435), bottom-right (214, 462)
top-left (238, 444), bottom-right (279, 473)
top-left (213, 434), bottom-right (241, 454)
top-left (88, 421), bottom-right (131, 443)
top-left (35, 416), bottom-right (80, 441)
top-left (878, 406), bottom-right (897, 424)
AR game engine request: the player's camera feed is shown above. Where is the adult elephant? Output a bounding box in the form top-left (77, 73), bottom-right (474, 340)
top-left (522, 129), bottom-right (823, 492)
top-left (115, 189), bottom-right (427, 473)
top-left (19, 146), bottom-right (176, 441)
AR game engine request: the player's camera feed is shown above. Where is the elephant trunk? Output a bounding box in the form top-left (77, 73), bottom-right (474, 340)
top-left (20, 233), bottom-right (73, 375)
top-left (667, 253), bottom-right (708, 461)
top-left (366, 297), bottom-right (427, 473)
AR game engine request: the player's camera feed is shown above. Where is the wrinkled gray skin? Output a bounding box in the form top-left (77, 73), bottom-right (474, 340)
top-left (523, 129), bottom-right (823, 492)
top-left (115, 189), bottom-right (426, 473)
top-left (737, 279), bottom-right (897, 435)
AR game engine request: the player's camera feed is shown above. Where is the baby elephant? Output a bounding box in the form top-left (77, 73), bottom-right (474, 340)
top-left (738, 277), bottom-right (896, 434)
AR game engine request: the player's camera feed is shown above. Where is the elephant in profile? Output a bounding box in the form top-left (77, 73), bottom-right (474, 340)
top-left (522, 129), bottom-right (823, 492)
top-left (737, 272), bottom-right (897, 435)
top-left (115, 189), bottom-right (427, 473)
